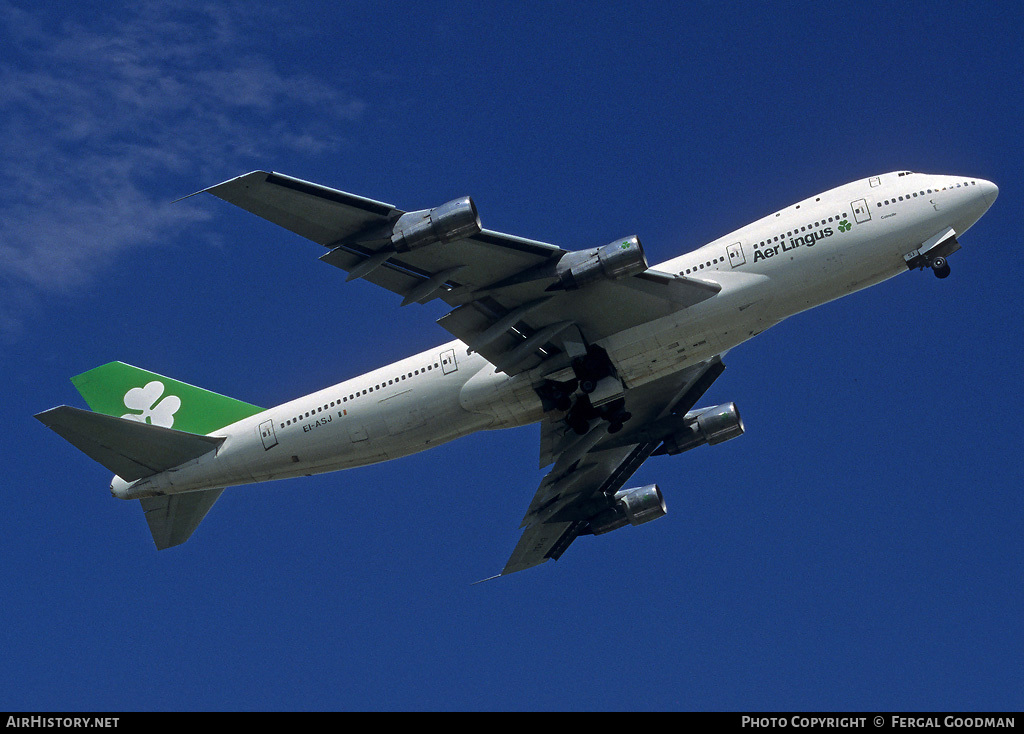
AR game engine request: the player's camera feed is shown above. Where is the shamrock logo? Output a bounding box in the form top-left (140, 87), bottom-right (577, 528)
top-left (121, 381), bottom-right (181, 427)
top-left (838, 220), bottom-right (852, 232)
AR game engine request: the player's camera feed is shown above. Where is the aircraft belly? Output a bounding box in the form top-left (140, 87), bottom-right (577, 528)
top-left (459, 363), bottom-right (546, 429)
top-left (267, 384), bottom-right (493, 476)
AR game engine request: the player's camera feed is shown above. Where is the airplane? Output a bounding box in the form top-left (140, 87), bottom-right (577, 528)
top-left (36, 169), bottom-right (998, 577)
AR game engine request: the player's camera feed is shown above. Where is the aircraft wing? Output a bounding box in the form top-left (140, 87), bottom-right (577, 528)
top-left (204, 171), bottom-right (720, 376)
top-left (498, 357), bottom-right (726, 577)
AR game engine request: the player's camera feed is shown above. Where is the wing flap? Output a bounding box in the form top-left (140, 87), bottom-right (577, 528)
top-left (35, 406), bottom-right (224, 482)
top-left (319, 245), bottom-right (434, 298)
top-left (501, 520), bottom-right (579, 576)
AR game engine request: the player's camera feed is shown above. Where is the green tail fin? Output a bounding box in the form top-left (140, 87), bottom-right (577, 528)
top-left (70, 362), bottom-right (264, 435)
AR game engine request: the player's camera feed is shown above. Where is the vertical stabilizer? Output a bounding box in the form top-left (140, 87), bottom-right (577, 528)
top-left (71, 362), bottom-right (263, 435)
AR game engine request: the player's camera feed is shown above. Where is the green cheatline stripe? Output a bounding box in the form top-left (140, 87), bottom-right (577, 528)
top-left (70, 361), bottom-right (264, 435)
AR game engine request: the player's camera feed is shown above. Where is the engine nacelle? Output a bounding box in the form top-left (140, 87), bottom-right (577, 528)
top-left (552, 235), bottom-right (649, 290)
top-left (391, 196), bottom-right (482, 252)
top-left (588, 484), bottom-right (667, 535)
top-left (657, 402), bottom-right (744, 456)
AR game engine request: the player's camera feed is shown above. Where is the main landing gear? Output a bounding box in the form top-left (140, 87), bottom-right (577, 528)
top-left (535, 345), bottom-right (633, 435)
top-left (566, 396), bottom-right (633, 435)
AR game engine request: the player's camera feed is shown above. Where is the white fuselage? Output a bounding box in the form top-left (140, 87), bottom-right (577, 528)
top-left (112, 171), bottom-right (997, 500)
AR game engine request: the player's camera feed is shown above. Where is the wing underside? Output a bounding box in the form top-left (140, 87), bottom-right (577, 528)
top-left (204, 171), bottom-right (719, 377)
top-left (499, 357), bottom-right (727, 576)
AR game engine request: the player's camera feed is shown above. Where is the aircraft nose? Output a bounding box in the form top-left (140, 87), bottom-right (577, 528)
top-left (979, 179), bottom-right (999, 207)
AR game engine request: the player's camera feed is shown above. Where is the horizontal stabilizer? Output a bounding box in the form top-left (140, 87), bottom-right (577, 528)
top-left (35, 406), bottom-right (224, 482)
top-left (140, 489), bottom-right (225, 549)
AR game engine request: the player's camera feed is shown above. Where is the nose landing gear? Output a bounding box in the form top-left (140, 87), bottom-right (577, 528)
top-left (931, 256), bottom-right (951, 279)
top-left (903, 229), bottom-right (959, 280)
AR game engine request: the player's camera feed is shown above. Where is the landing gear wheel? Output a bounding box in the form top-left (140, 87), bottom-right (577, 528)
top-left (570, 418), bottom-right (590, 436)
top-left (931, 257), bottom-right (951, 279)
top-left (555, 395), bottom-right (572, 412)
top-left (579, 379), bottom-right (596, 394)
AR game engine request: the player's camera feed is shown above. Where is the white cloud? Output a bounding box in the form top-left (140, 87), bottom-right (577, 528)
top-left (0, 1), bottom-right (366, 339)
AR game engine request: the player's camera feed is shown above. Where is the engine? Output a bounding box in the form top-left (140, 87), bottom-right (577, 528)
top-left (551, 235), bottom-right (649, 290)
top-left (656, 402), bottom-right (744, 456)
top-left (390, 196), bottom-right (482, 252)
top-left (588, 484), bottom-right (667, 535)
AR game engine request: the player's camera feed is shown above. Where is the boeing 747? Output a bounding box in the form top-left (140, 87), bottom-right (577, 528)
top-left (37, 170), bottom-right (997, 576)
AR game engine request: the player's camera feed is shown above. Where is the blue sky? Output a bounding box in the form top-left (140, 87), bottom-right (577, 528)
top-left (3, 0), bottom-right (1022, 711)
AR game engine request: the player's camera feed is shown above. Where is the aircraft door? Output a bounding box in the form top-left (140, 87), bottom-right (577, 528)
top-left (258, 419), bottom-right (278, 450)
top-left (851, 198), bottom-right (871, 224)
top-left (726, 242), bottom-right (745, 267)
top-left (440, 348), bottom-right (458, 375)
